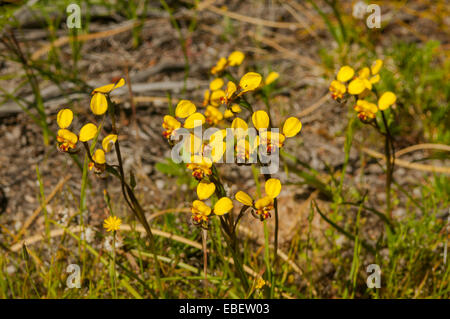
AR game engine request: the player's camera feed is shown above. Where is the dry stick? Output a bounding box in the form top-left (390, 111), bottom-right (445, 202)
top-left (361, 147), bottom-right (450, 174)
top-left (30, 20), bottom-right (166, 60)
top-left (247, 31), bottom-right (319, 68)
top-left (13, 174), bottom-right (72, 242)
top-left (297, 93), bottom-right (330, 118)
top-left (203, 5), bottom-right (305, 30)
top-left (395, 143), bottom-right (450, 158)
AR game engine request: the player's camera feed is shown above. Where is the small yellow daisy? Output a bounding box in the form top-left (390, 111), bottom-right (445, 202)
top-left (103, 215), bottom-right (122, 232)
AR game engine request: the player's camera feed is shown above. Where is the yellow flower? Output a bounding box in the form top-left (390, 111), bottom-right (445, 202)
top-left (354, 100), bottom-right (378, 121)
top-left (371, 59), bottom-right (383, 75)
top-left (191, 200), bottom-right (211, 224)
top-left (337, 66), bottom-right (355, 82)
top-left (378, 91), bottom-right (396, 111)
top-left (222, 81), bottom-right (237, 104)
top-left (239, 72), bottom-right (262, 95)
top-left (79, 123), bottom-right (98, 142)
top-left (348, 77), bottom-right (367, 95)
top-left (250, 110), bottom-right (302, 151)
top-left (235, 178), bottom-right (282, 220)
top-left (211, 57), bottom-right (227, 75)
top-left (227, 51), bottom-right (245, 66)
top-left (103, 215), bottom-right (122, 232)
top-left (210, 90), bottom-right (225, 106)
top-left (329, 80), bottom-right (347, 100)
top-left (56, 109), bottom-right (77, 152)
top-left (174, 100), bottom-right (205, 129)
top-left (197, 182), bottom-right (216, 200)
top-left (210, 78), bottom-right (224, 91)
top-left (90, 78), bottom-right (125, 115)
top-left (230, 104), bottom-right (241, 114)
top-left (187, 156), bottom-right (213, 180)
top-left (255, 277), bottom-right (266, 289)
top-left (162, 115), bottom-right (181, 139)
top-left (102, 134), bottom-right (118, 152)
top-left (184, 112), bottom-right (206, 129)
top-left (57, 109), bottom-right (73, 129)
top-left (191, 197), bottom-right (233, 225)
top-left (202, 90), bottom-right (211, 107)
top-left (205, 106), bottom-right (223, 125)
top-left (224, 109), bottom-right (234, 118)
top-left (252, 110), bottom-right (270, 130)
top-left (175, 100), bottom-right (196, 118)
top-left (57, 129), bottom-right (78, 152)
top-left (265, 72), bottom-right (279, 85)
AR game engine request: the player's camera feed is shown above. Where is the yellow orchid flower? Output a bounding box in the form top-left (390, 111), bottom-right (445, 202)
top-left (197, 181), bottom-right (216, 200)
top-left (162, 115), bottom-right (181, 140)
top-left (187, 156), bottom-right (213, 180)
top-left (250, 110), bottom-right (302, 151)
top-left (264, 72), bottom-right (279, 85)
top-left (90, 78), bottom-right (125, 115)
top-left (221, 81), bottom-right (237, 104)
top-left (174, 100), bottom-right (206, 129)
top-left (205, 106), bottom-right (223, 125)
top-left (191, 197), bottom-right (234, 226)
top-left (102, 134), bottom-right (118, 152)
top-left (209, 78), bottom-right (224, 91)
top-left (329, 80), bottom-right (347, 100)
top-left (103, 215), bottom-right (122, 232)
top-left (210, 90), bottom-right (225, 107)
top-left (79, 123), bottom-right (98, 142)
top-left (211, 57), bottom-right (227, 75)
top-left (378, 91), bottom-right (396, 111)
top-left (57, 129), bottom-right (78, 152)
top-left (56, 109), bottom-right (78, 152)
top-left (227, 51), bottom-right (245, 66)
top-left (354, 100), bottom-right (378, 121)
top-left (238, 72), bottom-right (262, 95)
top-left (235, 178), bottom-right (282, 220)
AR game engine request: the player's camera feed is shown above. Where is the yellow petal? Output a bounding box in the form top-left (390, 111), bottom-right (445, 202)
top-left (211, 57), bottom-right (227, 75)
top-left (197, 182), bottom-right (216, 200)
top-left (57, 109), bottom-right (73, 129)
top-left (378, 92), bottom-right (396, 111)
top-left (282, 117), bottom-right (302, 138)
top-left (231, 104), bottom-right (241, 113)
top-left (162, 115), bottom-right (181, 130)
top-left (337, 66), bottom-right (354, 82)
top-left (210, 90), bottom-right (225, 106)
top-left (224, 109), bottom-right (234, 118)
top-left (227, 51), bottom-right (245, 66)
top-left (226, 81), bottom-right (237, 99)
top-left (252, 110), bottom-right (269, 130)
top-left (371, 59), bottom-right (383, 75)
top-left (184, 112), bottom-right (206, 129)
top-left (265, 72), bottom-right (279, 85)
top-left (183, 134), bottom-right (203, 155)
top-left (231, 117), bottom-right (248, 130)
top-left (102, 134), bottom-right (117, 152)
top-left (57, 129), bottom-right (78, 145)
top-left (209, 141), bottom-right (226, 162)
top-left (235, 191), bottom-right (253, 206)
top-left (79, 123), bottom-right (98, 142)
top-left (192, 200), bottom-right (211, 216)
top-left (369, 74), bottom-right (380, 84)
top-left (348, 78), bottom-right (366, 95)
top-left (92, 149), bottom-right (106, 164)
top-left (90, 93), bottom-right (108, 115)
top-left (265, 178), bottom-right (281, 198)
top-left (93, 78), bottom-right (125, 94)
top-left (255, 196), bottom-right (273, 209)
top-left (175, 100), bottom-right (197, 118)
top-left (213, 197), bottom-right (233, 215)
top-left (358, 67), bottom-right (370, 79)
top-left (209, 78), bottom-right (224, 91)
top-left (239, 72), bottom-right (262, 93)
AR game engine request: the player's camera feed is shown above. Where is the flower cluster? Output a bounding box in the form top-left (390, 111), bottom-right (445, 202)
top-left (56, 78), bottom-right (124, 174)
top-left (329, 60), bottom-right (397, 121)
top-left (162, 51), bottom-right (302, 227)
